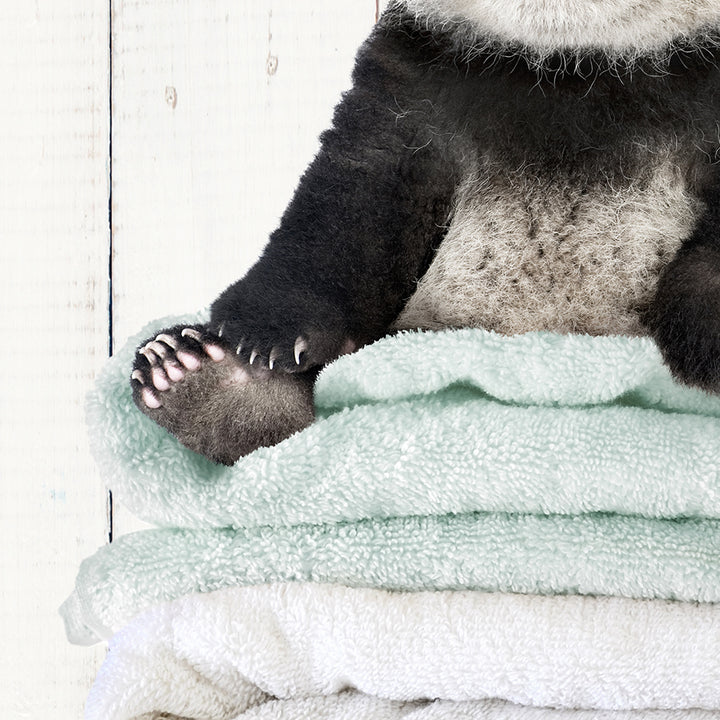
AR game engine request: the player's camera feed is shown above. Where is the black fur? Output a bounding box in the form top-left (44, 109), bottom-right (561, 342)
top-left (648, 178), bottom-right (720, 392)
top-left (211, 18), bottom-right (465, 370)
top-left (132, 9), bottom-right (720, 463)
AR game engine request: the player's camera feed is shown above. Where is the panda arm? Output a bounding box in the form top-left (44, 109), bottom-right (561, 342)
top-left (210, 20), bottom-right (462, 371)
top-left (649, 168), bottom-right (720, 392)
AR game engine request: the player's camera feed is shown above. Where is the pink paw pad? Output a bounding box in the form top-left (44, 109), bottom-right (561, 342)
top-left (142, 386), bottom-right (162, 409)
top-left (176, 351), bottom-right (201, 371)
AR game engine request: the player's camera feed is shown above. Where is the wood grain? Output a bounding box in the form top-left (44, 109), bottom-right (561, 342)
top-left (110, 0), bottom-right (379, 537)
top-left (0, 2), bottom-right (384, 716)
top-left (0, 1), bottom-right (110, 716)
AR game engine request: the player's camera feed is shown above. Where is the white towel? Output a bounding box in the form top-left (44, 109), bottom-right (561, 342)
top-left (86, 583), bottom-right (720, 720)
top-left (189, 693), bottom-right (720, 719)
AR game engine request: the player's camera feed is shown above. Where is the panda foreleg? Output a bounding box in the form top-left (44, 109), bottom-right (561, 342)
top-left (130, 21), bottom-right (460, 462)
top-left (649, 177), bottom-right (720, 393)
top-left (209, 97), bottom-right (458, 371)
top-left (130, 323), bottom-right (316, 465)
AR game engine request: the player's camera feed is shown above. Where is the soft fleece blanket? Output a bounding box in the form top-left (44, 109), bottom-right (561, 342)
top-left (65, 315), bottom-right (720, 718)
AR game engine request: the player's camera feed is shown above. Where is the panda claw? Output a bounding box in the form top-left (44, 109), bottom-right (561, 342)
top-left (155, 333), bottom-right (179, 350)
top-left (268, 347), bottom-right (280, 370)
top-left (131, 369), bottom-right (145, 385)
top-left (294, 337), bottom-right (308, 365)
top-left (140, 347), bottom-right (159, 365)
top-left (181, 328), bottom-right (203, 343)
top-left (249, 349), bottom-right (259, 366)
top-left (146, 341), bottom-right (169, 358)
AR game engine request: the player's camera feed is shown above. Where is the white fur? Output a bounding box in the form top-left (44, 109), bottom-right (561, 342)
top-left (394, 155), bottom-right (702, 336)
top-left (400, 0), bottom-right (720, 58)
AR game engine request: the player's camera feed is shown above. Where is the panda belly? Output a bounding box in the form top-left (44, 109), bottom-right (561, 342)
top-left (393, 156), bottom-right (703, 336)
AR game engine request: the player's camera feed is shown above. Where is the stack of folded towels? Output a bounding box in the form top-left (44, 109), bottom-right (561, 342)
top-left (61, 312), bottom-right (720, 720)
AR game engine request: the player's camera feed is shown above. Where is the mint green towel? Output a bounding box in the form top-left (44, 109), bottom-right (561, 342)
top-left (86, 314), bottom-right (720, 530)
top-left (63, 512), bottom-right (720, 645)
top-left (61, 316), bottom-right (720, 644)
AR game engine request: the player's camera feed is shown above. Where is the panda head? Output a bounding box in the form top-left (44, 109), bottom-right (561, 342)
top-left (400, 0), bottom-right (720, 62)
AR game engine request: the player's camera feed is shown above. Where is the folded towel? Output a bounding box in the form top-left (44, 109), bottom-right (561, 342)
top-left (65, 319), bottom-right (720, 645)
top-left (87, 315), bottom-right (720, 530)
top-left (85, 583), bottom-right (720, 720)
top-left (74, 320), bottom-right (720, 718)
top-left (183, 694), bottom-right (720, 720)
top-left (61, 511), bottom-right (720, 645)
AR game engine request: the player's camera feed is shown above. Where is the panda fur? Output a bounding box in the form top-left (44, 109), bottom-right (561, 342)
top-left (132, 0), bottom-right (720, 464)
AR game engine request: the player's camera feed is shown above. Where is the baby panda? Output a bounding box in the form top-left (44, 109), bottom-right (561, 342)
top-left (132, 0), bottom-right (720, 465)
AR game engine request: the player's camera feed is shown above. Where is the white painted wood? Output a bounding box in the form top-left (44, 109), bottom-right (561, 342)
top-left (0, 1), bottom-right (387, 715)
top-left (110, 0), bottom-right (379, 537)
top-left (0, 2), bottom-right (110, 717)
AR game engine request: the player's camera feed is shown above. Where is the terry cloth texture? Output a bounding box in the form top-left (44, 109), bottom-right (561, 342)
top-left (63, 513), bottom-right (720, 645)
top-left (84, 314), bottom-right (720, 530)
top-left (65, 314), bottom-right (720, 718)
top-left (85, 584), bottom-right (720, 720)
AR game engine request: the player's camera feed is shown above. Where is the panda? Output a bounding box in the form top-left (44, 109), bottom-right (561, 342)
top-left (131, 0), bottom-right (720, 465)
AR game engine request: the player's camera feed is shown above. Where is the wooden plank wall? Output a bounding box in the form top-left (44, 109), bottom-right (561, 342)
top-left (110, 0), bottom-right (381, 536)
top-left (0, 2), bottom-right (111, 717)
top-left (1, 1), bottom-right (384, 716)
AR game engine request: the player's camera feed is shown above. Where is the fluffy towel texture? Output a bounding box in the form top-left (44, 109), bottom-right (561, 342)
top-left (165, 695), bottom-right (720, 720)
top-left (85, 583), bottom-right (720, 720)
top-left (64, 318), bottom-right (720, 644)
top-left (63, 512), bottom-right (720, 645)
top-left (87, 314), bottom-right (720, 530)
top-left (73, 318), bottom-right (720, 718)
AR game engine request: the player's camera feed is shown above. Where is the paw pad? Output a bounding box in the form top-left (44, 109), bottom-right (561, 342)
top-left (131, 326), bottom-right (227, 408)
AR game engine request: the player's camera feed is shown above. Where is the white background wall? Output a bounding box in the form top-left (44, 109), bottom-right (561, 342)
top-left (0, 1), bottom-right (384, 716)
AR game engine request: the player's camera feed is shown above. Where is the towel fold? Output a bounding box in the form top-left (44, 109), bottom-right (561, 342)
top-left (73, 320), bottom-right (720, 718)
top-left (87, 316), bottom-right (720, 531)
top-left (61, 511), bottom-right (720, 646)
top-left (85, 583), bottom-right (720, 720)
top-left (201, 694), bottom-right (720, 720)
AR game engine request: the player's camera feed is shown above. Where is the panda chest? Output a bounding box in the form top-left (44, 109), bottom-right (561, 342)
top-left (393, 158), bottom-right (702, 336)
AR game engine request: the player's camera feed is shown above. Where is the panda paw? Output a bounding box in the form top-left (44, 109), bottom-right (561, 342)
top-left (208, 320), bottom-right (356, 374)
top-left (652, 313), bottom-right (720, 393)
top-left (130, 323), bottom-right (317, 464)
top-left (648, 246), bottom-right (720, 393)
top-left (131, 324), bottom-right (232, 410)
